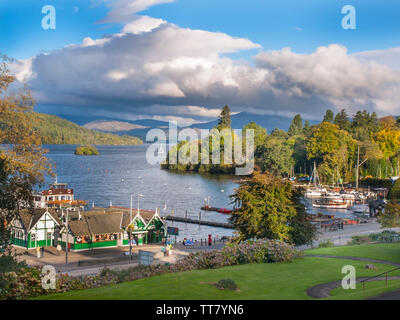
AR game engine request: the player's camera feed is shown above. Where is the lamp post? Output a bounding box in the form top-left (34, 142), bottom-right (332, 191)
top-left (128, 193), bottom-right (144, 260)
top-left (65, 208), bottom-right (69, 265)
top-left (137, 193), bottom-right (144, 215)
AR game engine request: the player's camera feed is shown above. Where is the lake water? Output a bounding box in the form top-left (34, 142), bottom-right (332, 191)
top-left (44, 144), bottom-right (356, 241)
top-left (44, 144), bottom-right (237, 240)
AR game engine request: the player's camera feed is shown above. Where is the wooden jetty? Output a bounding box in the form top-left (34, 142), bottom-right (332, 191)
top-left (165, 215), bottom-right (234, 229)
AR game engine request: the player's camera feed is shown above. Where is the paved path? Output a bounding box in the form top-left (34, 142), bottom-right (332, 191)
top-left (304, 255), bottom-right (400, 299)
top-left (367, 288), bottom-right (400, 300)
top-left (307, 276), bottom-right (400, 299)
top-left (14, 243), bottom-right (225, 277)
top-left (299, 222), bottom-right (400, 250)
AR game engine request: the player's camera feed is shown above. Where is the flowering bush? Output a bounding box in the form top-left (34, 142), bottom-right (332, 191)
top-left (0, 239), bottom-right (299, 300)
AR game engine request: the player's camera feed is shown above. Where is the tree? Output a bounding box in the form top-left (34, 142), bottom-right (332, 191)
top-left (217, 105), bottom-right (232, 130)
top-left (352, 110), bottom-right (381, 137)
top-left (380, 116), bottom-right (397, 130)
top-left (374, 128), bottom-right (400, 159)
top-left (333, 109), bottom-right (351, 131)
top-left (307, 122), bottom-right (356, 182)
top-left (0, 55), bottom-right (52, 253)
top-left (229, 171), bottom-right (316, 245)
top-left (288, 114), bottom-right (303, 136)
top-left (322, 109), bottom-right (334, 123)
top-left (257, 138), bottom-right (294, 176)
top-left (388, 179), bottom-right (400, 200)
top-left (307, 122), bottom-right (341, 161)
top-left (377, 202), bottom-right (400, 229)
top-left (303, 120), bottom-right (312, 137)
top-left (288, 189), bottom-right (317, 246)
top-left (242, 122), bottom-right (267, 150)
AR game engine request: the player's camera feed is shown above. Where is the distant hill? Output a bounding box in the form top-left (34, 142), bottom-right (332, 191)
top-left (43, 111), bottom-right (320, 140)
top-left (188, 112), bottom-right (319, 132)
top-left (1, 112), bottom-right (143, 145)
top-left (82, 119), bottom-right (170, 140)
top-left (83, 120), bottom-right (147, 132)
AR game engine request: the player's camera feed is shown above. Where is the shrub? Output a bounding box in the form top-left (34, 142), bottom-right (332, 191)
top-left (348, 235), bottom-right (370, 245)
top-left (215, 279), bottom-right (238, 291)
top-left (360, 178), bottom-right (393, 189)
top-left (0, 254), bottom-right (27, 274)
top-left (368, 230), bottom-right (400, 243)
top-left (0, 239), bottom-right (299, 300)
top-left (74, 145), bottom-right (99, 156)
top-left (388, 179), bottom-right (400, 200)
top-left (318, 239), bottom-right (334, 248)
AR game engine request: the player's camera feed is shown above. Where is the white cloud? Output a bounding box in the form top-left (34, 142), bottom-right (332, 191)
top-left (11, 58), bottom-right (34, 82)
top-left (99, 0), bottom-right (176, 23)
top-left (11, 1), bottom-right (400, 123)
top-left (122, 15), bottom-right (166, 34)
top-left (255, 44), bottom-right (400, 115)
top-left (146, 81), bottom-right (185, 97)
top-left (353, 47), bottom-right (400, 70)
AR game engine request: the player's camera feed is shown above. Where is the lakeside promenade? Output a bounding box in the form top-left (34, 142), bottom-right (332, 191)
top-left (13, 220), bottom-right (399, 277)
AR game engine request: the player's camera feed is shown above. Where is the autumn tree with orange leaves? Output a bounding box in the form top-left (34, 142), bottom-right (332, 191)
top-left (0, 55), bottom-right (52, 252)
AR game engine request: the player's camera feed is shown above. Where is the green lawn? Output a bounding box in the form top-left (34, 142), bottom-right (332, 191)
top-left (36, 257), bottom-right (400, 300)
top-left (329, 280), bottom-right (400, 300)
top-left (304, 243), bottom-right (400, 263)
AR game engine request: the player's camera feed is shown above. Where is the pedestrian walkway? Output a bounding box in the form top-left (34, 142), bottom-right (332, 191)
top-left (304, 255), bottom-right (400, 299)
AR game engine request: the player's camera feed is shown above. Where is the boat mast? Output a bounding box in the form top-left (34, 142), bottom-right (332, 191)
top-left (356, 146), bottom-right (360, 190)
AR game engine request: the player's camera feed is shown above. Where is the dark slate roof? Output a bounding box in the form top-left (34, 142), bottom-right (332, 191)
top-left (84, 214), bottom-right (122, 235)
top-left (68, 219), bottom-right (91, 237)
top-left (67, 210), bottom-right (123, 236)
top-left (65, 207), bottom-right (163, 236)
top-left (18, 208), bottom-right (61, 231)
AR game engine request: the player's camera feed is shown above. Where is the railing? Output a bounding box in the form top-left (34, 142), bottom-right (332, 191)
top-left (360, 266), bottom-right (400, 290)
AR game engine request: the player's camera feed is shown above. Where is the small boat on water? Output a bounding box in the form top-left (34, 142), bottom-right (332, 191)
top-left (217, 208), bottom-right (233, 214)
top-left (349, 203), bottom-right (369, 214)
top-left (305, 188), bottom-right (327, 198)
top-left (312, 198), bottom-right (349, 209)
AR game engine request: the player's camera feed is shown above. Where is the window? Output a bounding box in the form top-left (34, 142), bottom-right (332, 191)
top-left (31, 233), bottom-right (36, 242)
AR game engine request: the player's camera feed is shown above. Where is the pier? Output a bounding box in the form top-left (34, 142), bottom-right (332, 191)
top-left (165, 215), bottom-right (234, 229)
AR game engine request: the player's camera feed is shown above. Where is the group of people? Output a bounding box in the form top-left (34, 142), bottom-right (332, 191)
top-left (161, 241), bottom-right (173, 256)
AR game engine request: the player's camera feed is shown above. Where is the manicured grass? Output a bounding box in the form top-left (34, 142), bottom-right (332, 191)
top-left (329, 280), bottom-right (400, 300)
top-left (304, 243), bottom-right (400, 263)
top-left (36, 257), bottom-right (400, 300)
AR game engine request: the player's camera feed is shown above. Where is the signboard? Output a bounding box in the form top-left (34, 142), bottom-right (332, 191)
top-left (167, 226), bottom-right (179, 236)
top-left (138, 250), bottom-right (154, 266)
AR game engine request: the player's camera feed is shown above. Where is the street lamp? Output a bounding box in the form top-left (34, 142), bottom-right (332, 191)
top-left (128, 193), bottom-right (144, 260)
top-left (136, 193), bottom-right (144, 215)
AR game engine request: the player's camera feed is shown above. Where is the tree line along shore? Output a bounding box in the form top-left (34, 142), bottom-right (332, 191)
top-left (0, 112), bottom-right (142, 146)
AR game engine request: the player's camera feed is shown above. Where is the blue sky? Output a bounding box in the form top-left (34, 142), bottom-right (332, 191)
top-left (3, 0), bottom-right (400, 123)
top-left (2, 0), bottom-right (400, 59)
